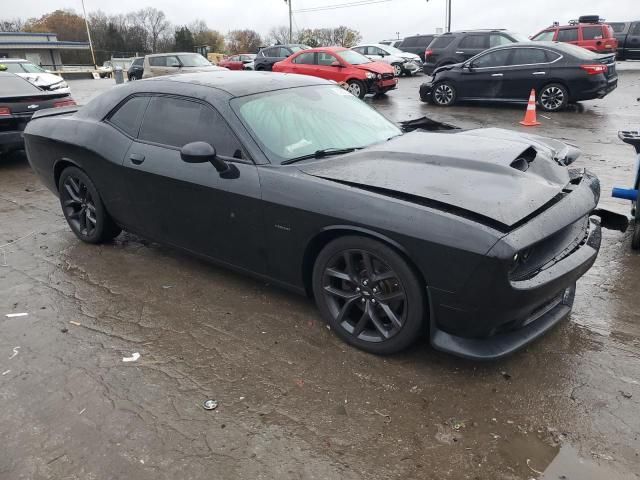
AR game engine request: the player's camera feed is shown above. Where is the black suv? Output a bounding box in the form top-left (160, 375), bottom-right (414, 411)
top-left (423, 30), bottom-right (524, 74)
top-left (254, 44), bottom-right (310, 71)
top-left (127, 57), bottom-right (144, 81)
top-left (608, 21), bottom-right (640, 60)
top-left (396, 34), bottom-right (436, 61)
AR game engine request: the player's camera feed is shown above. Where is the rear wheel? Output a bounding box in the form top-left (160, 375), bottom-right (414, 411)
top-left (312, 236), bottom-right (426, 354)
top-left (58, 166), bottom-right (121, 244)
top-left (431, 81), bottom-right (457, 106)
top-left (347, 79), bottom-right (366, 99)
top-left (538, 83), bottom-right (569, 112)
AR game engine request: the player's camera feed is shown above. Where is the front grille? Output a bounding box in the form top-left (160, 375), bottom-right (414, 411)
top-left (382, 73), bottom-right (394, 80)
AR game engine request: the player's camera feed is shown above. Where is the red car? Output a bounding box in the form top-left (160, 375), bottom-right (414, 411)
top-left (272, 47), bottom-right (397, 99)
top-left (532, 16), bottom-right (618, 54)
top-left (218, 54), bottom-right (256, 70)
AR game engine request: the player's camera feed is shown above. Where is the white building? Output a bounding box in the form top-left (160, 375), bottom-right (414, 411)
top-left (0, 32), bottom-right (90, 70)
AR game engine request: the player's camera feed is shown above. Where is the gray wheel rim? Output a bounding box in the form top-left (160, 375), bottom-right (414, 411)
top-left (541, 86), bottom-right (564, 110)
top-left (393, 64), bottom-right (402, 76)
top-left (434, 84), bottom-right (454, 105)
top-left (61, 176), bottom-right (97, 237)
top-left (348, 82), bottom-right (362, 97)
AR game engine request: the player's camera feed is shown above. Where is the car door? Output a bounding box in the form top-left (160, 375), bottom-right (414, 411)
top-left (498, 47), bottom-right (557, 100)
top-left (290, 51), bottom-right (317, 76)
top-left (626, 22), bottom-right (640, 59)
top-left (460, 48), bottom-right (512, 99)
top-left (456, 34), bottom-right (490, 61)
top-left (123, 95), bottom-right (265, 272)
top-left (314, 52), bottom-right (345, 82)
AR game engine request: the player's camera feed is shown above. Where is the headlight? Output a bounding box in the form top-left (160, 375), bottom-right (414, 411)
top-left (366, 72), bottom-right (375, 79)
top-left (377, 74), bottom-right (382, 79)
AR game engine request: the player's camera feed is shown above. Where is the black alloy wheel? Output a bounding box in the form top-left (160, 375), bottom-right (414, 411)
top-left (59, 166), bottom-right (121, 244)
top-left (432, 81), bottom-right (456, 106)
top-left (313, 236), bottom-right (425, 354)
top-left (538, 83), bottom-right (569, 112)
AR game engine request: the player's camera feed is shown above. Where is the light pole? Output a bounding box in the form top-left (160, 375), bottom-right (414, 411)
top-left (80, 0), bottom-right (96, 67)
top-left (426, 0), bottom-right (452, 33)
top-left (284, 0), bottom-right (292, 43)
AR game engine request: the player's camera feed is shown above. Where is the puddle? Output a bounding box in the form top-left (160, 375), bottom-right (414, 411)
top-left (541, 444), bottom-right (637, 480)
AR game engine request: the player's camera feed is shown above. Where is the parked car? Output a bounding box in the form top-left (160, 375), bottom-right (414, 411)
top-left (127, 57), bottom-right (144, 81)
top-left (218, 54), bottom-right (257, 70)
top-left (419, 42), bottom-right (617, 111)
top-left (24, 71), bottom-right (607, 358)
top-left (0, 58), bottom-right (70, 94)
top-left (254, 44), bottom-right (310, 71)
top-left (531, 16), bottom-right (618, 54)
top-left (352, 44), bottom-right (423, 76)
top-left (272, 47), bottom-right (397, 98)
top-left (396, 34), bottom-right (436, 61)
top-left (380, 39), bottom-right (403, 48)
top-left (608, 21), bottom-right (640, 59)
top-left (0, 71), bottom-right (75, 155)
top-left (142, 53), bottom-right (227, 79)
top-left (97, 61), bottom-right (114, 78)
top-left (423, 30), bottom-right (524, 75)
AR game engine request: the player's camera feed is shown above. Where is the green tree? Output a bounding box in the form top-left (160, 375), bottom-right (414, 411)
top-left (174, 26), bottom-right (194, 52)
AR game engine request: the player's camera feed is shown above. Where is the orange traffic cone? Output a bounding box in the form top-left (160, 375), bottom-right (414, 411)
top-left (519, 89), bottom-right (541, 126)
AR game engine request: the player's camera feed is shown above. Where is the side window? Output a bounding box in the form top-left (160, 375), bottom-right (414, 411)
top-left (430, 36), bottom-right (455, 48)
top-left (544, 50), bottom-right (561, 62)
top-left (317, 52), bottom-right (338, 66)
top-left (149, 56), bottom-right (166, 67)
top-left (167, 56), bottom-right (180, 67)
top-left (402, 37), bottom-right (418, 47)
top-left (416, 36), bottom-right (433, 47)
top-left (490, 34), bottom-right (513, 47)
top-left (352, 47), bottom-right (365, 54)
top-left (582, 26), bottom-right (604, 40)
top-left (630, 22), bottom-right (640, 35)
top-left (557, 28), bottom-right (578, 42)
top-left (609, 23), bottom-right (626, 33)
top-left (459, 35), bottom-right (489, 49)
top-left (532, 30), bottom-right (555, 41)
top-left (108, 96), bottom-right (149, 137)
top-left (133, 58), bottom-right (143, 66)
top-left (510, 48), bottom-right (549, 65)
top-left (229, 55), bottom-right (239, 61)
top-left (262, 48), bottom-right (274, 57)
top-left (372, 47), bottom-right (386, 55)
top-left (293, 52), bottom-right (315, 64)
top-left (138, 97), bottom-right (244, 158)
top-left (278, 47), bottom-right (291, 57)
top-left (472, 49), bottom-right (511, 68)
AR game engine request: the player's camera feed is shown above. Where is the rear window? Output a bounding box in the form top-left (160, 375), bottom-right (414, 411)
top-left (582, 26), bottom-right (604, 40)
top-left (0, 74), bottom-right (41, 95)
top-left (557, 28), bottom-right (578, 42)
top-left (429, 36), bottom-right (455, 48)
top-left (132, 58), bottom-right (143, 66)
top-left (609, 22), bottom-right (626, 33)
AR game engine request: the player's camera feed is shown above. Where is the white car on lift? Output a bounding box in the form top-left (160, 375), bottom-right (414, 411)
top-left (352, 43), bottom-right (423, 77)
top-left (0, 58), bottom-right (70, 94)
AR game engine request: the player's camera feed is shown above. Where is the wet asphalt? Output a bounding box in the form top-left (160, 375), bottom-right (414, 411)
top-left (1, 65), bottom-right (640, 479)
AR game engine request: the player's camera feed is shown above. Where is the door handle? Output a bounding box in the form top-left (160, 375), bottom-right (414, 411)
top-left (532, 71), bottom-right (546, 75)
top-left (129, 153), bottom-right (145, 165)
top-left (491, 73), bottom-right (503, 77)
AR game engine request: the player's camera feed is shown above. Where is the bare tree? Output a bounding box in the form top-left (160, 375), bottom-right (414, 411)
top-left (266, 25), bottom-right (291, 45)
top-left (0, 18), bottom-right (25, 32)
top-left (135, 7), bottom-right (170, 52)
top-left (226, 29), bottom-right (262, 54)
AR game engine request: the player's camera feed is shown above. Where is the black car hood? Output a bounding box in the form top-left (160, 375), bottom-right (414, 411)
top-left (299, 129), bottom-right (574, 229)
top-left (433, 62), bottom-right (462, 75)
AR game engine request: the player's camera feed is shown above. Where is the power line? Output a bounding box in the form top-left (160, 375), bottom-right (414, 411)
top-left (293, 0), bottom-right (393, 14)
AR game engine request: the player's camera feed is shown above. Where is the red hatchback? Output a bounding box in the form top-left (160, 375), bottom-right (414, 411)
top-left (272, 47), bottom-right (397, 98)
top-left (218, 54), bottom-right (256, 70)
top-left (532, 16), bottom-right (618, 54)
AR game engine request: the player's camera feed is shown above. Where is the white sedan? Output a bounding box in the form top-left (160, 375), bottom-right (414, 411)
top-left (0, 59), bottom-right (70, 94)
top-left (352, 44), bottom-right (423, 77)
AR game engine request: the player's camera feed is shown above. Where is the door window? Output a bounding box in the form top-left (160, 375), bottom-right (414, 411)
top-left (582, 26), bottom-right (604, 40)
top-left (509, 48), bottom-right (549, 65)
top-left (472, 49), bottom-right (511, 67)
top-left (138, 96), bottom-right (244, 158)
top-left (401, 37), bottom-right (419, 47)
top-left (108, 96), bottom-right (150, 137)
top-left (532, 30), bottom-right (555, 41)
top-left (352, 47), bottom-right (365, 54)
top-left (166, 56), bottom-right (180, 67)
top-left (489, 34), bottom-right (513, 47)
top-left (317, 52), bottom-right (338, 66)
top-left (370, 47), bottom-right (387, 55)
top-left (557, 28), bottom-right (578, 42)
top-left (149, 56), bottom-right (166, 67)
top-left (277, 47), bottom-right (291, 57)
top-left (459, 35), bottom-right (489, 49)
top-left (630, 22), bottom-right (640, 35)
top-left (293, 52), bottom-right (315, 64)
top-left (430, 36), bottom-right (455, 48)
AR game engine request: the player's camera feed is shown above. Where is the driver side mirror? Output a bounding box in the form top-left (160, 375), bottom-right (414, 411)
top-left (330, 61), bottom-right (343, 68)
top-left (181, 141), bottom-right (238, 178)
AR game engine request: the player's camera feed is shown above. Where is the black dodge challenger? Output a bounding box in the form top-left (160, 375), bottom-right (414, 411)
top-left (25, 71), bottom-right (605, 359)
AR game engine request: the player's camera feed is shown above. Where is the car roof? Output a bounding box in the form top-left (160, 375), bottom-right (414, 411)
top-left (356, 43), bottom-right (391, 48)
top-left (146, 52), bottom-right (200, 57)
top-left (0, 58), bottom-right (28, 62)
top-left (152, 70), bottom-right (331, 97)
top-left (299, 46), bottom-right (348, 53)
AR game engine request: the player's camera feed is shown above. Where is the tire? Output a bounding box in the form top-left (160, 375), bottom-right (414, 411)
top-left (346, 79), bottom-right (366, 99)
top-left (58, 166), bottom-right (121, 244)
top-left (632, 203), bottom-right (640, 250)
top-left (312, 236), bottom-right (426, 355)
top-left (431, 81), bottom-right (457, 106)
top-left (538, 83), bottom-right (569, 112)
top-left (392, 63), bottom-right (403, 77)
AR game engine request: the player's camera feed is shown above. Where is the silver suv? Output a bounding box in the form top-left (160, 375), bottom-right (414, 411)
top-left (142, 52), bottom-right (227, 78)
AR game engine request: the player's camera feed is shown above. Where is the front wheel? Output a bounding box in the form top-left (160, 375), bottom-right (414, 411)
top-left (59, 166), bottom-right (121, 244)
top-left (538, 83), bottom-right (569, 112)
top-left (392, 63), bottom-right (403, 77)
top-left (346, 79), bottom-right (366, 99)
top-left (431, 81), bottom-right (457, 106)
top-left (312, 236), bottom-right (426, 355)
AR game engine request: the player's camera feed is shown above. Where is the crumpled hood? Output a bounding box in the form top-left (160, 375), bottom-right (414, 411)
top-left (299, 129), bottom-right (576, 228)
top-left (354, 61), bottom-right (394, 75)
top-left (433, 62), bottom-right (462, 75)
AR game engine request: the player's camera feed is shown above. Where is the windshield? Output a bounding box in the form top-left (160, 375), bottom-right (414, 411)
top-left (19, 62), bottom-right (46, 73)
top-left (177, 54), bottom-right (212, 67)
top-left (233, 85), bottom-right (401, 164)
top-left (336, 49), bottom-right (372, 65)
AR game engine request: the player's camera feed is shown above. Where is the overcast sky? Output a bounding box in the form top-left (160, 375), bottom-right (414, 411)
top-left (8, 0), bottom-right (635, 42)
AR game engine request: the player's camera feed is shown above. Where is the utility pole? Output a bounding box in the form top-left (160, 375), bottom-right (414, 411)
top-left (80, 0), bottom-right (96, 67)
top-left (285, 0), bottom-right (292, 43)
top-left (446, 0), bottom-right (452, 32)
